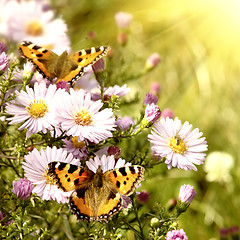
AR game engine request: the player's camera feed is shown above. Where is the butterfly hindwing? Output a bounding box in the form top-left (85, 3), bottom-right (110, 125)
top-left (106, 166), bottom-right (145, 196)
top-left (47, 162), bottom-right (94, 192)
top-left (70, 187), bottom-right (95, 222)
top-left (19, 41), bottom-right (58, 80)
top-left (97, 190), bottom-right (122, 222)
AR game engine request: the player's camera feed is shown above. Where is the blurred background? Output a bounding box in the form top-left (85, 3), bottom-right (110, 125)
top-left (51, 0), bottom-right (240, 239)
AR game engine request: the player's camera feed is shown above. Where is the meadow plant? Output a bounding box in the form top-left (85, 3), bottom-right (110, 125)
top-left (0, 1), bottom-right (209, 239)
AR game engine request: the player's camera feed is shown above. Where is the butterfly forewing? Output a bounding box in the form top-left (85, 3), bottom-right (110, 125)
top-left (71, 46), bottom-right (110, 68)
top-left (19, 41), bottom-right (58, 80)
top-left (47, 162), bottom-right (94, 192)
top-left (106, 166), bottom-right (145, 196)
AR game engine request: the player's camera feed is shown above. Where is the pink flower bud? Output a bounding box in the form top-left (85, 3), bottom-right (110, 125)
top-left (150, 82), bottom-right (161, 95)
top-left (92, 58), bottom-right (105, 73)
top-left (145, 53), bottom-right (161, 69)
top-left (115, 116), bottom-right (134, 131)
top-left (0, 42), bottom-right (8, 53)
top-left (137, 190), bottom-right (150, 204)
top-left (12, 178), bottom-right (34, 200)
top-left (178, 184), bottom-right (196, 204)
top-left (144, 103), bottom-right (161, 123)
top-left (107, 146), bottom-right (121, 159)
top-left (143, 92), bottom-right (158, 105)
top-left (219, 228), bottom-right (228, 239)
top-left (162, 108), bottom-right (174, 119)
top-left (115, 12), bottom-right (133, 28)
top-left (0, 52), bottom-right (9, 72)
top-left (117, 32), bottom-right (128, 45)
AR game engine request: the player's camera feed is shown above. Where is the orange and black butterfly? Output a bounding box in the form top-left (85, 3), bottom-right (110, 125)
top-left (19, 41), bottom-right (110, 85)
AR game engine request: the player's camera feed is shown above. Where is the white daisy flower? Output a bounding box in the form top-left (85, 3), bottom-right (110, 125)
top-left (6, 83), bottom-right (64, 138)
top-left (22, 146), bottom-right (80, 203)
top-left (148, 117), bottom-right (208, 171)
top-left (56, 89), bottom-right (116, 144)
top-left (4, 1), bottom-right (70, 54)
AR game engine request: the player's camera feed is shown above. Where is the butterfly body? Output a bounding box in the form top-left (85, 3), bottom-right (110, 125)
top-left (19, 41), bottom-right (110, 85)
top-left (47, 162), bottom-right (145, 222)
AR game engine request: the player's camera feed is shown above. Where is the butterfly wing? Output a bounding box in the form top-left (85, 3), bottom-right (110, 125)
top-left (47, 162), bottom-right (94, 191)
top-left (69, 187), bottom-right (95, 222)
top-left (62, 46), bottom-right (110, 84)
top-left (96, 190), bottom-right (122, 222)
top-left (105, 166), bottom-right (145, 196)
top-left (19, 41), bottom-right (58, 80)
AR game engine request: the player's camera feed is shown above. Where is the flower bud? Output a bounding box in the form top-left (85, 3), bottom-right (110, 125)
top-left (229, 226), bottom-right (239, 240)
top-left (145, 53), bottom-right (161, 70)
top-left (115, 116), bottom-right (134, 131)
top-left (162, 108), bottom-right (175, 119)
top-left (92, 58), bottom-right (105, 73)
top-left (115, 12), bottom-right (133, 28)
top-left (137, 190), bottom-right (150, 204)
top-left (117, 32), bottom-right (128, 45)
top-left (143, 92), bottom-right (158, 105)
top-left (219, 228), bottom-right (228, 240)
top-left (150, 217), bottom-right (161, 229)
top-left (107, 146), bottom-right (121, 159)
top-left (0, 42), bottom-right (8, 53)
top-left (0, 51), bottom-right (9, 73)
top-left (144, 103), bottom-right (161, 124)
top-left (166, 198), bottom-right (177, 211)
top-left (178, 184), bottom-right (196, 204)
top-left (12, 178), bottom-right (34, 200)
top-left (150, 82), bottom-right (161, 95)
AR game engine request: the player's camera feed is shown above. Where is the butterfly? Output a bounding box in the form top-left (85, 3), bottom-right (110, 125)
top-left (19, 41), bottom-right (110, 85)
top-left (47, 162), bottom-right (145, 222)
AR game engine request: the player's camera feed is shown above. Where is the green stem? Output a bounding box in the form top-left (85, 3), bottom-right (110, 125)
top-left (132, 200), bottom-right (145, 240)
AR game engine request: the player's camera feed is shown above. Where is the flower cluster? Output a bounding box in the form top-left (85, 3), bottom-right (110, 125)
top-left (0, 2), bottom-right (209, 239)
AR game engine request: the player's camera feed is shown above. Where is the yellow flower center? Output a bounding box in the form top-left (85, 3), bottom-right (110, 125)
top-left (169, 135), bottom-right (187, 154)
top-left (71, 136), bottom-right (85, 149)
top-left (27, 99), bottom-right (48, 118)
top-left (25, 20), bottom-right (43, 36)
top-left (74, 110), bottom-right (92, 126)
top-left (44, 171), bottom-right (55, 185)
